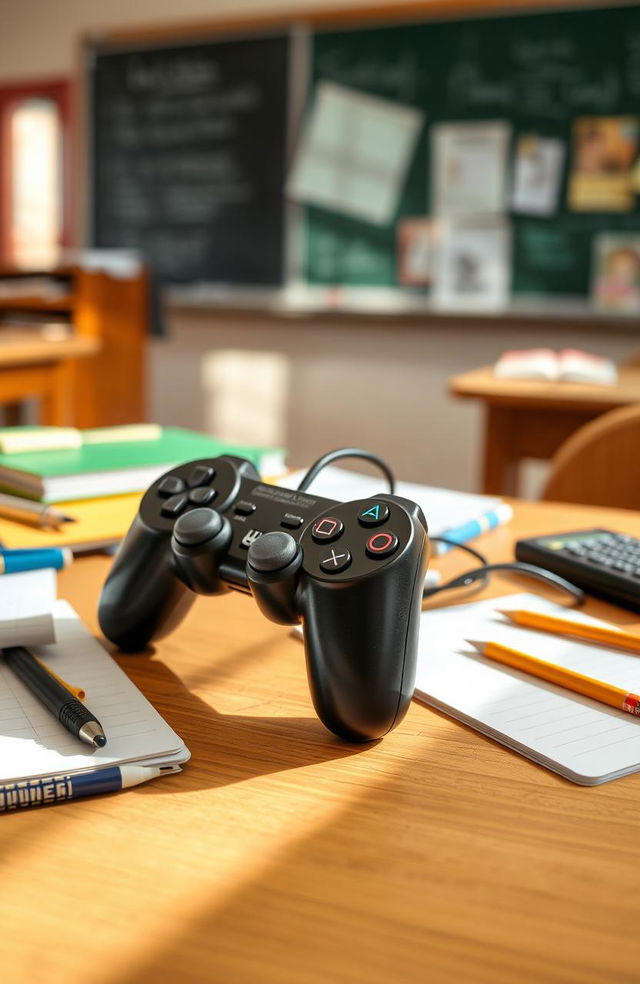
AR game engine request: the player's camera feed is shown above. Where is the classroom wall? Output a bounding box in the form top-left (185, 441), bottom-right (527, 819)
top-left (4, 0), bottom-right (639, 490)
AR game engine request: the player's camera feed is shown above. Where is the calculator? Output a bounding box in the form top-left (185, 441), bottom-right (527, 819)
top-left (515, 529), bottom-right (640, 613)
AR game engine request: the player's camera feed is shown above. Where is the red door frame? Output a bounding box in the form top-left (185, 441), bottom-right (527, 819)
top-left (0, 76), bottom-right (73, 263)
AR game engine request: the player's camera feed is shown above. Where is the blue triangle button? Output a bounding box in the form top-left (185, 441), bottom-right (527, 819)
top-left (357, 501), bottom-right (390, 527)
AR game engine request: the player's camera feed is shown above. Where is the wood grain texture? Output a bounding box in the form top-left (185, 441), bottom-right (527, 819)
top-left (4, 500), bottom-right (640, 983)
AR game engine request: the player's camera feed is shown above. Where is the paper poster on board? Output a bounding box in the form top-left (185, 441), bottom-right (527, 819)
top-left (287, 81), bottom-right (424, 226)
top-left (431, 122), bottom-right (510, 216)
top-left (511, 135), bottom-right (565, 217)
top-left (568, 117), bottom-right (640, 212)
top-left (592, 233), bottom-right (640, 314)
top-left (433, 217), bottom-right (511, 310)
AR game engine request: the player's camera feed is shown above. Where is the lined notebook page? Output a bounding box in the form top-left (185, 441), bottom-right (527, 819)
top-left (415, 592), bottom-right (640, 785)
top-left (0, 600), bottom-right (188, 783)
top-left (0, 569), bottom-right (56, 648)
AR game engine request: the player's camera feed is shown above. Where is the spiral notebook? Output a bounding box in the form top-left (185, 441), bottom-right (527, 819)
top-left (416, 593), bottom-right (640, 785)
top-left (0, 600), bottom-right (190, 786)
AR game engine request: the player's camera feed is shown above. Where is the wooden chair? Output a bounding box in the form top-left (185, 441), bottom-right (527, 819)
top-left (541, 403), bottom-right (640, 509)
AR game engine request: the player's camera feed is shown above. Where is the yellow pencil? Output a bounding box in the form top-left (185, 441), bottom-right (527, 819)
top-left (466, 639), bottom-right (640, 716)
top-left (497, 609), bottom-right (640, 656)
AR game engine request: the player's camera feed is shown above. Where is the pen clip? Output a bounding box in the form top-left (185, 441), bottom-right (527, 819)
top-left (33, 656), bottom-right (85, 700)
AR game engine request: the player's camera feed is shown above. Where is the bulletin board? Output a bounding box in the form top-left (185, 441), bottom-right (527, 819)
top-left (301, 3), bottom-right (640, 295)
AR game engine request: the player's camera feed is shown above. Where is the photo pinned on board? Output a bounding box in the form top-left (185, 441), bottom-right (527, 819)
top-left (592, 233), bottom-right (640, 315)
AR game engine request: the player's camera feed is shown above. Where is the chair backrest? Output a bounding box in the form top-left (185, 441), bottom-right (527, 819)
top-left (541, 403), bottom-right (640, 509)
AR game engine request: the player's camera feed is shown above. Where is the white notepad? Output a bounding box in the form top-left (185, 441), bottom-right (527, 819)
top-left (416, 592), bottom-right (640, 785)
top-left (0, 600), bottom-right (190, 783)
top-left (0, 568), bottom-right (57, 648)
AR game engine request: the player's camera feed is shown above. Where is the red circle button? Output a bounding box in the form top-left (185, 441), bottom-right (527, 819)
top-left (366, 531), bottom-right (399, 558)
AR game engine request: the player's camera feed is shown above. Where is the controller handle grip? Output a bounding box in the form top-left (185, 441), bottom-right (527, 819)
top-left (299, 544), bottom-right (426, 742)
top-left (247, 532), bottom-right (303, 625)
top-left (98, 514), bottom-right (194, 652)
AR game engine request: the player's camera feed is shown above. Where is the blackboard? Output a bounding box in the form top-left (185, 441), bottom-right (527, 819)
top-left (90, 33), bottom-right (289, 286)
top-left (303, 3), bottom-right (640, 296)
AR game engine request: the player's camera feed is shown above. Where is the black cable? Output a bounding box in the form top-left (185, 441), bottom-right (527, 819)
top-left (425, 536), bottom-right (585, 606)
top-left (297, 448), bottom-right (395, 494)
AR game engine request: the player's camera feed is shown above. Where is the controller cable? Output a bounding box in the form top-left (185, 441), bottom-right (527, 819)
top-left (298, 448), bottom-right (585, 607)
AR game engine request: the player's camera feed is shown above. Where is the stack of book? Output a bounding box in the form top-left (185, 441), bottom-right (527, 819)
top-left (0, 425), bottom-right (285, 552)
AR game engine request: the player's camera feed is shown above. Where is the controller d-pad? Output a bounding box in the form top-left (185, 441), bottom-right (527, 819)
top-left (188, 465), bottom-right (215, 488)
top-left (357, 502), bottom-right (390, 527)
top-left (158, 476), bottom-right (186, 498)
top-left (320, 548), bottom-right (352, 574)
top-left (366, 531), bottom-right (399, 558)
top-left (312, 517), bottom-right (344, 543)
top-left (189, 487), bottom-right (217, 506)
top-left (161, 493), bottom-right (188, 517)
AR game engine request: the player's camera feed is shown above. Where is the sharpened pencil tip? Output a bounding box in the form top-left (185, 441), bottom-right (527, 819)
top-left (465, 640), bottom-right (485, 651)
top-left (494, 610), bottom-right (513, 617)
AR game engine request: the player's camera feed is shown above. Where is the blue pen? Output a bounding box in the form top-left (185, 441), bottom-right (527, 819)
top-left (0, 546), bottom-right (73, 574)
top-left (0, 764), bottom-right (180, 812)
top-left (436, 504), bottom-right (513, 555)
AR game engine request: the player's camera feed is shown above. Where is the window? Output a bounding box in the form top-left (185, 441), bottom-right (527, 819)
top-left (0, 79), bottom-right (72, 265)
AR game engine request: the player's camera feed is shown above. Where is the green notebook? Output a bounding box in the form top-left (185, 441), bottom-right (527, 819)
top-left (0, 427), bottom-right (286, 503)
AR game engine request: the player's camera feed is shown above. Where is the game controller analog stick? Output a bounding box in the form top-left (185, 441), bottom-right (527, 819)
top-left (98, 454), bottom-right (429, 742)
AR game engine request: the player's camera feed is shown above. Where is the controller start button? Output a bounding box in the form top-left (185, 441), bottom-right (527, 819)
top-left (311, 517), bottom-right (344, 543)
top-left (366, 531), bottom-right (399, 558)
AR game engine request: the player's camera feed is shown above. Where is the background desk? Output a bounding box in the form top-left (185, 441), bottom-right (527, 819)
top-left (4, 499), bottom-right (640, 983)
top-left (449, 365), bottom-right (640, 496)
top-left (0, 331), bottom-right (99, 425)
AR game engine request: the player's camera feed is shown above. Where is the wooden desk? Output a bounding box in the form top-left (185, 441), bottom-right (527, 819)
top-left (0, 330), bottom-right (99, 425)
top-left (449, 365), bottom-right (640, 496)
top-left (4, 499), bottom-right (640, 983)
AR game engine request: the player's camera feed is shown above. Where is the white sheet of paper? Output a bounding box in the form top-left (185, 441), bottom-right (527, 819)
top-left (416, 592), bottom-right (640, 785)
top-left (0, 568), bottom-right (57, 648)
top-left (511, 135), bottom-right (565, 216)
top-left (433, 217), bottom-right (511, 310)
top-left (281, 467), bottom-right (501, 537)
top-left (431, 121), bottom-right (510, 216)
top-left (0, 600), bottom-right (190, 783)
top-left (287, 81), bottom-right (424, 226)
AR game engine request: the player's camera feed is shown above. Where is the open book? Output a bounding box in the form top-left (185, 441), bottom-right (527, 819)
top-left (493, 349), bottom-right (617, 385)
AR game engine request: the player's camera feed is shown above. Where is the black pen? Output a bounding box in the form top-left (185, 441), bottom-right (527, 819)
top-left (2, 646), bottom-right (107, 748)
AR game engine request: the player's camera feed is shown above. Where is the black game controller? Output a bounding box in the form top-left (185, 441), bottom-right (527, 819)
top-left (98, 455), bottom-right (429, 742)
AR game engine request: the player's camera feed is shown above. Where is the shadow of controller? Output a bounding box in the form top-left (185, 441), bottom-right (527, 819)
top-left (98, 454), bottom-right (430, 742)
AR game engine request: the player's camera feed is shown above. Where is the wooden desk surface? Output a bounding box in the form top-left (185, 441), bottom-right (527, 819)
top-left (450, 364), bottom-right (640, 412)
top-left (5, 500), bottom-right (640, 983)
top-left (0, 330), bottom-right (99, 367)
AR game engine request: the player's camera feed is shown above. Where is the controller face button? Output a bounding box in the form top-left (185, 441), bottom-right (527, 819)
top-left (188, 465), bottom-right (215, 488)
top-left (188, 487), bottom-right (217, 506)
top-left (235, 500), bottom-right (257, 516)
top-left (280, 513), bottom-right (304, 529)
top-left (248, 531), bottom-right (298, 572)
top-left (366, 531), bottom-right (399, 558)
top-left (319, 548), bottom-right (352, 574)
top-left (173, 507), bottom-right (223, 545)
top-left (161, 493), bottom-right (189, 517)
top-left (158, 476), bottom-right (186, 498)
top-left (357, 502), bottom-right (390, 527)
top-left (311, 517), bottom-right (344, 543)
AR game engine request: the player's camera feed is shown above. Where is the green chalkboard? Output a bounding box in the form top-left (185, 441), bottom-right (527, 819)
top-left (303, 4), bottom-right (640, 296)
